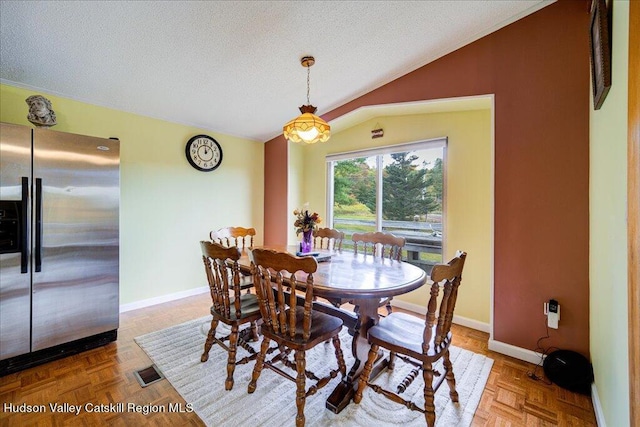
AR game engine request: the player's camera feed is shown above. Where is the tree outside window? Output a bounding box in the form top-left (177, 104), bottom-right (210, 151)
top-left (328, 140), bottom-right (445, 272)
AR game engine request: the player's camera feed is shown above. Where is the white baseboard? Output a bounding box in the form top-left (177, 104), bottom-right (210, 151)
top-left (394, 299), bottom-right (605, 424)
top-left (452, 315), bottom-right (491, 333)
top-left (119, 286), bottom-right (209, 313)
top-left (488, 340), bottom-right (603, 426)
top-left (591, 383), bottom-right (606, 427)
top-left (391, 299), bottom-right (491, 333)
top-left (488, 339), bottom-right (545, 365)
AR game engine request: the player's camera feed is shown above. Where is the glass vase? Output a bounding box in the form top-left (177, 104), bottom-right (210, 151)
top-left (300, 229), bottom-right (313, 253)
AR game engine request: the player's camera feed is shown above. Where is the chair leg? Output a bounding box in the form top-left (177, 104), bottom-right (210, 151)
top-left (423, 361), bottom-right (436, 427)
top-left (250, 321), bottom-right (259, 342)
top-left (294, 350), bottom-right (307, 427)
top-left (248, 337), bottom-right (271, 393)
top-left (443, 349), bottom-right (459, 402)
top-left (225, 324), bottom-right (239, 390)
top-left (385, 299), bottom-right (393, 315)
top-left (388, 351), bottom-right (396, 370)
top-left (201, 318), bottom-right (219, 362)
top-left (354, 344), bottom-right (379, 404)
top-left (331, 335), bottom-right (347, 379)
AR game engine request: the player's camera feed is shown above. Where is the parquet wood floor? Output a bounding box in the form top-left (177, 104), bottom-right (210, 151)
top-left (0, 294), bottom-right (597, 426)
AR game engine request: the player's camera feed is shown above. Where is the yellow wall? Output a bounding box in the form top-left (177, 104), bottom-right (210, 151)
top-left (0, 83), bottom-right (264, 305)
top-left (589, 0), bottom-right (629, 425)
top-left (294, 109), bottom-right (492, 324)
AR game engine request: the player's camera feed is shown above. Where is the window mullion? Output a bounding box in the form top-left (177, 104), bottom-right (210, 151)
top-left (376, 155), bottom-right (383, 232)
top-left (326, 161), bottom-right (334, 228)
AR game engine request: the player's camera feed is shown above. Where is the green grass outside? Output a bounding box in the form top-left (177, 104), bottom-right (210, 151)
top-left (332, 203), bottom-right (442, 265)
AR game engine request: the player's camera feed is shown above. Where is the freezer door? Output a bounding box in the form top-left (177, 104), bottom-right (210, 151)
top-left (0, 123), bottom-right (32, 360)
top-left (31, 128), bottom-right (119, 351)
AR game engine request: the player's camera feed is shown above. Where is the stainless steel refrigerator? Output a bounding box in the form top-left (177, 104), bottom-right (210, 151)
top-left (0, 122), bottom-right (119, 375)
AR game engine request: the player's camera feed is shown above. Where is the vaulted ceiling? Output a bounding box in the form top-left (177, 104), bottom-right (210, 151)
top-left (0, 1), bottom-right (553, 142)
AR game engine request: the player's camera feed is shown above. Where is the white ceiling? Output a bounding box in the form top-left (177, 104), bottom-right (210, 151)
top-left (0, 1), bottom-right (552, 143)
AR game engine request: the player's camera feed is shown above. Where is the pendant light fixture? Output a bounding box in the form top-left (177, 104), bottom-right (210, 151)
top-left (283, 56), bottom-right (331, 144)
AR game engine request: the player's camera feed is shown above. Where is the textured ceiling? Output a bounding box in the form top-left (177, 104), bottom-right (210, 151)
top-left (0, 1), bottom-right (552, 142)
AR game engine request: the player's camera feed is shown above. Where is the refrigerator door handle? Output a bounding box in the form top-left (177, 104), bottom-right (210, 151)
top-left (35, 177), bottom-right (42, 272)
top-left (20, 176), bottom-right (29, 273)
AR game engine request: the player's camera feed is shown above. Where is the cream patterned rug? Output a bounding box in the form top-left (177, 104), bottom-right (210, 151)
top-left (135, 316), bottom-right (493, 427)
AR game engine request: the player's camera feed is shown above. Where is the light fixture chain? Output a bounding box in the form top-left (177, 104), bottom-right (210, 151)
top-left (283, 55), bottom-right (331, 144)
top-left (306, 66), bottom-right (311, 105)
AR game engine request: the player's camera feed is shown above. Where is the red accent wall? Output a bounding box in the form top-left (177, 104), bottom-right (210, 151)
top-left (264, 0), bottom-right (590, 354)
top-left (264, 135), bottom-right (288, 246)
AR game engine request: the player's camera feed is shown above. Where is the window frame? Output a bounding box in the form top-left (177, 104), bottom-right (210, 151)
top-left (325, 137), bottom-right (447, 255)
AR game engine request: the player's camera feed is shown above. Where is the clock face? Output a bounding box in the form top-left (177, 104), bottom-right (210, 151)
top-left (185, 135), bottom-right (223, 172)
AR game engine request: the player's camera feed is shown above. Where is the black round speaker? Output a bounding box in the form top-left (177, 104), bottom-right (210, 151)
top-left (543, 350), bottom-right (594, 395)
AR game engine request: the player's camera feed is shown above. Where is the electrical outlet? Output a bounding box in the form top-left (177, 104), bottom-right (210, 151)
top-left (546, 299), bottom-right (560, 329)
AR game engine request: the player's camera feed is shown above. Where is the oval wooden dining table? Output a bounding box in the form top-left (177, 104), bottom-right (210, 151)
top-left (237, 245), bottom-right (427, 413)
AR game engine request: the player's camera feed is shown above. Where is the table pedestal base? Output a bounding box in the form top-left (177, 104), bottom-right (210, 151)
top-left (326, 354), bottom-right (389, 413)
top-left (325, 298), bottom-right (387, 414)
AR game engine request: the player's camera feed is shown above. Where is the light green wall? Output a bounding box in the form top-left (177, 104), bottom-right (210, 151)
top-left (292, 109), bottom-right (492, 324)
top-left (0, 83), bottom-right (264, 305)
top-left (589, 1), bottom-right (630, 425)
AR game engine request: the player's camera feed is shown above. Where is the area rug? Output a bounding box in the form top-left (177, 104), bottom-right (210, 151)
top-left (135, 316), bottom-right (493, 426)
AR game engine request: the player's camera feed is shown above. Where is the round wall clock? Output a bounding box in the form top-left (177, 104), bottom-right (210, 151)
top-left (185, 135), bottom-right (223, 172)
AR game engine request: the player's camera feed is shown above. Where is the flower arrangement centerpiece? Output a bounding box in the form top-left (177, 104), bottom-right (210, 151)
top-left (293, 206), bottom-right (321, 253)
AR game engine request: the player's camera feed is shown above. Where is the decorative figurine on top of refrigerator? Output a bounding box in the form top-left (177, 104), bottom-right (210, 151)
top-left (25, 94), bottom-right (57, 127)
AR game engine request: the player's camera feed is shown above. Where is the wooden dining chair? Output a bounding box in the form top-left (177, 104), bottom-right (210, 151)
top-left (199, 241), bottom-right (262, 390)
top-left (352, 231), bottom-right (405, 260)
top-left (352, 231), bottom-right (406, 314)
top-left (247, 248), bottom-right (347, 427)
top-left (312, 227), bottom-right (345, 251)
top-left (354, 251), bottom-right (467, 427)
top-left (210, 226), bottom-right (257, 292)
top-left (210, 226), bottom-right (256, 249)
